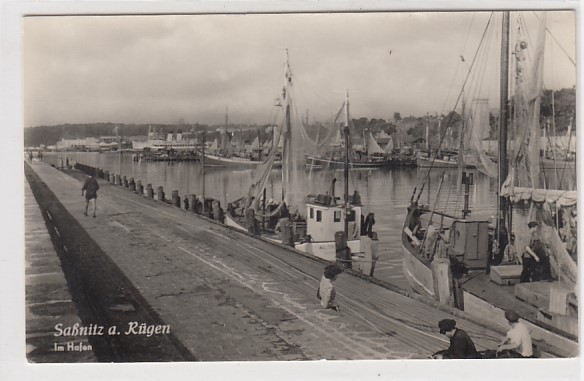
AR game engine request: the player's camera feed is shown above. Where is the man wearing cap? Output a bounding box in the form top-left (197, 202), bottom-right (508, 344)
top-left (519, 221), bottom-right (543, 282)
top-left (434, 319), bottom-right (478, 359)
top-left (497, 310), bottom-right (533, 358)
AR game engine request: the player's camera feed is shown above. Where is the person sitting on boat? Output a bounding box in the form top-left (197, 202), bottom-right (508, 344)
top-left (502, 233), bottom-right (518, 264)
top-left (317, 264), bottom-right (343, 312)
top-left (492, 226), bottom-right (509, 266)
top-left (496, 310), bottom-right (534, 358)
top-left (433, 319), bottom-right (478, 359)
top-left (364, 212), bottom-right (376, 238)
top-left (352, 190), bottom-right (361, 205)
top-left (405, 209), bottom-right (424, 246)
top-left (422, 224), bottom-right (440, 261)
top-left (519, 222), bottom-right (543, 283)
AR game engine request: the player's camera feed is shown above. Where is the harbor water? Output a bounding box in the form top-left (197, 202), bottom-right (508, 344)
top-left (44, 152), bottom-right (544, 290)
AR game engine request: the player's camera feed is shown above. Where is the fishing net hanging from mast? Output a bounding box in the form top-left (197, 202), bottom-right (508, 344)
top-left (464, 98), bottom-right (498, 177)
top-left (247, 55), bottom-right (314, 215)
top-left (500, 13), bottom-right (577, 289)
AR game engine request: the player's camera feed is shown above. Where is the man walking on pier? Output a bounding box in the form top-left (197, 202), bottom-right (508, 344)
top-left (82, 175), bottom-right (99, 218)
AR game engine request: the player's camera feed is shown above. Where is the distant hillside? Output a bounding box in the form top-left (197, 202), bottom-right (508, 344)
top-left (23, 87), bottom-right (575, 147)
top-left (24, 122), bottom-right (270, 147)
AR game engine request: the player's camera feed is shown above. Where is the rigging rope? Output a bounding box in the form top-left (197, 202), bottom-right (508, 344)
top-left (529, 11), bottom-right (576, 67)
top-left (416, 12), bottom-right (495, 216)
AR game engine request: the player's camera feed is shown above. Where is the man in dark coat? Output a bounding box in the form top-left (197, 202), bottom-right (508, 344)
top-left (82, 175), bottom-right (99, 218)
top-left (434, 319), bottom-right (478, 359)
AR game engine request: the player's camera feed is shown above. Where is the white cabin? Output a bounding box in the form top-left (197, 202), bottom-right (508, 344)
top-left (306, 197), bottom-right (362, 243)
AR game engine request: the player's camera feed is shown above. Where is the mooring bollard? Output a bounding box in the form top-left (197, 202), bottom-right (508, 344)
top-left (203, 198), bottom-right (213, 218)
top-left (189, 194), bottom-right (197, 214)
top-left (213, 200), bottom-right (222, 222)
top-left (171, 190), bottom-right (180, 208)
top-left (136, 180), bottom-right (143, 195)
top-left (335, 231), bottom-right (352, 270)
top-left (146, 184), bottom-right (154, 198)
top-left (129, 177), bottom-right (136, 191)
top-left (157, 186), bottom-right (165, 201)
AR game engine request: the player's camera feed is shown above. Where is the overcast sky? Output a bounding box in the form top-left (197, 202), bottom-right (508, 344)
top-left (23, 11), bottom-right (576, 127)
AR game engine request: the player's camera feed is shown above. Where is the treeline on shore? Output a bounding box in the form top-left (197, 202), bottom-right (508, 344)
top-left (24, 87), bottom-right (575, 148)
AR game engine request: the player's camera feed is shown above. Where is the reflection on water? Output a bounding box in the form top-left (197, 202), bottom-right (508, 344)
top-left (41, 152), bottom-right (574, 289)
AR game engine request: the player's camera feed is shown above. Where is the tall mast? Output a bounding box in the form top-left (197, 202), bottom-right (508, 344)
top-left (225, 106), bottom-right (229, 154)
top-left (201, 130), bottom-right (206, 213)
top-left (457, 90), bottom-right (466, 196)
top-left (282, 49), bottom-right (292, 202)
top-left (425, 113), bottom-right (430, 152)
top-left (498, 11), bottom-right (511, 231)
top-left (344, 90), bottom-right (350, 238)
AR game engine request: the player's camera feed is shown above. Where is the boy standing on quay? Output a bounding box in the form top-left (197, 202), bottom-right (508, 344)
top-left (82, 175), bottom-right (99, 218)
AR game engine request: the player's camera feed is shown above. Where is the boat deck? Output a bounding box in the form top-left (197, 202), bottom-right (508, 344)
top-left (461, 271), bottom-right (538, 319)
top-left (402, 214), bottom-right (578, 357)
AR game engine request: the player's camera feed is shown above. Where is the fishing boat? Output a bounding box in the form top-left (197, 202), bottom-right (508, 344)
top-left (226, 51), bottom-right (378, 275)
top-left (203, 150), bottom-right (277, 167)
top-left (203, 110), bottom-right (282, 168)
top-left (540, 117), bottom-right (577, 172)
top-left (305, 126), bottom-right (415, 169)
top-left (401, 11), bottom-right (577, 357)
top-left (416, 150), bottom-right (476, 169)
top-left (132, 127), bottom-right (200, 151)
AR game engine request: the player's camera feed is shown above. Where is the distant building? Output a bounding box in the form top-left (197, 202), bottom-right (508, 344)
top-left (56, 136), bottom-right (131, 151)
top-left (99, 136), bottom-right (119, 144)
top-left (56, 137), bottom-right (99, 151)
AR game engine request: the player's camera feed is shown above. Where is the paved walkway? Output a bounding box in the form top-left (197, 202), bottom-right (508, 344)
top-left (25, 175), bottom-right (97, 362)
top-left (26, 161), bottom-right (507, 361)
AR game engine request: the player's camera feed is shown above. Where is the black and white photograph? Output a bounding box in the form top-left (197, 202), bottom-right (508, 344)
top-left (2, 1), bottom-right (581, 380)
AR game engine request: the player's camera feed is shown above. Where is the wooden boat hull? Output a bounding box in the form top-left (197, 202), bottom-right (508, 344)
top-left (416, 156), bottom-right (476, 169)
top-left (401, 241), bottom-right (435, 299)
top-left (305, 155), bottom-right (416, 169)
top-left (400, 205), bottom-right (578, 357)
top-left (204, 154), bottom-right (282, 168)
